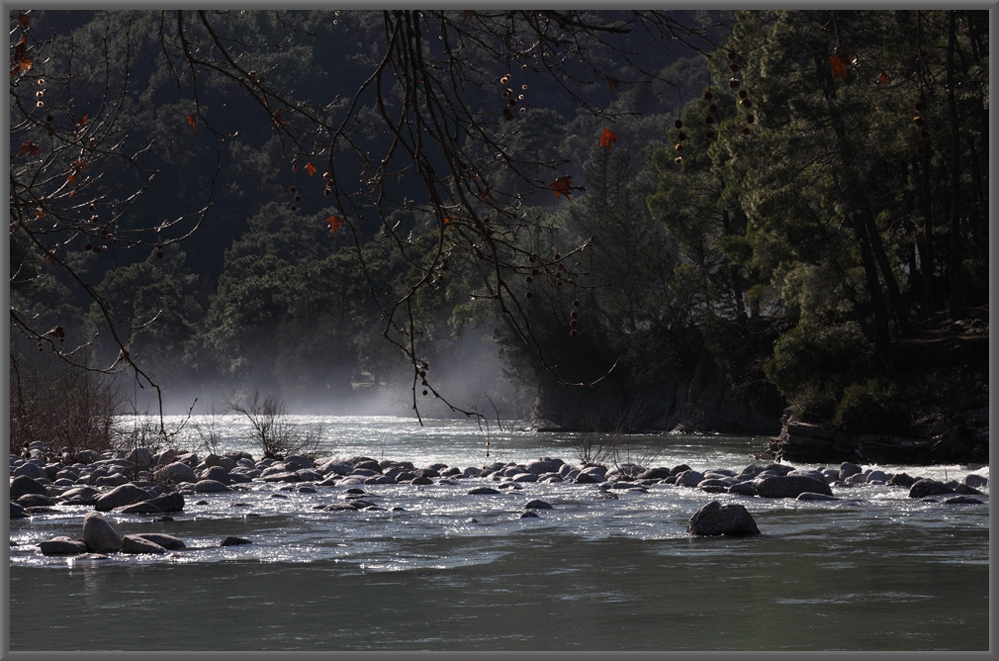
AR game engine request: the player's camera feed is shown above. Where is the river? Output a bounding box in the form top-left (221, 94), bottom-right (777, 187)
top-left (6, 415), bottom-right (990, 651)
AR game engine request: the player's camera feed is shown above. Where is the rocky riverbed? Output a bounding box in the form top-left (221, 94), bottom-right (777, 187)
top-left (9, 438), bottom-right (989, 559)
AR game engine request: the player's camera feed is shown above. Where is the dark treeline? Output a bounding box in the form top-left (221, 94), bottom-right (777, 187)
top-left (9, 10), bottom-right (989, 457)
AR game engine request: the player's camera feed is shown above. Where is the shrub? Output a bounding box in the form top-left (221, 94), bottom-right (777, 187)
top-left (832, 378), bottom-right (904, 433)
top-left (226, 390), bottom-right (324, 460)
top-left (10, 361), bottom-right (121, 459)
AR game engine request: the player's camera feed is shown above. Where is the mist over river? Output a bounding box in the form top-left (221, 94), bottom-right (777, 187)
top-left (8, 416), bottom-right (990, 651)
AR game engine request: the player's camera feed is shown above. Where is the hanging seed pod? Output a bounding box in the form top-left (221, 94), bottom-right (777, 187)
top-left (677, 131), bottom-right (687, 141)
top-left (705, 130), bottom-right (716, 140)
top-left (912, 116), bottom-right (925, 127)
top-left (674, 156), bottom-right (683, 165)
top-left (740, 98), bottom-right (753, 108)
top-left (915, 145), bottom-right (926, 156)
top-left (675, 119), bottom-right (683, 129)
top-left (742, 127), bottom-right (751, 135)
top-left (729, 77), bottom-right (740, 89)
top-left (705, 115), bottom-right (715, 125)
top-left (727, 51), bottom-right (737, 60)
top-left (729, 63), bottom-right (740, 73)
top-left (675, 143), bottom-right (684, 152)
top-left (708, 103), bottom-right (718, 114)
top-left (739, 89), bottom-right (749, 99)
top-left (703, 90), bottom-right (713, 101)
top-left (570, 329), bottom-right (578, 337)
top-left (914, 100), bottom-right (925, 112)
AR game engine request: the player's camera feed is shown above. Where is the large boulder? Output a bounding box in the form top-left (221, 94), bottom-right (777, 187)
top-left (10, 475), bottom-right (48, 501)
top-left (908, 479), bottom-right (955, 499)
top-left (124, 447), bottom-right (154, 470)
top-left (82, 512), bottom-right (123, 553)
top-left (132, 533), bottom-right (186, 550)
top-left (193, 479), bottom-right (231, 493)
top-left (12, 461), bottom-right (49, 480)
top-left (121, 535), bottom-right (168, 554)
top-left (154, 461), bottom-right (198, 484)
top-left (116, 492), bottom-right (185, 514)
top-left (39, 536), bottom-right (89, 556)
top-left (94, 484), bottom-right (152, 512)
top-left (687, 501), bottom-right (761, 536)
top-left (756, 475), bottom-right (833, 498)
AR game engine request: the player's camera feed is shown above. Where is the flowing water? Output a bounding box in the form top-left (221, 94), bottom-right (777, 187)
top-left (7, 416), bottom-right (990, 651)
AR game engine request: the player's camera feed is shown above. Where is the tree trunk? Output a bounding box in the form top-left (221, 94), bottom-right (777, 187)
top-left (946, 11), bottom-right (964, 318)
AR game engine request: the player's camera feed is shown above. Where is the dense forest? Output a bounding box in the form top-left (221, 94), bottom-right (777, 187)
top-left (9, 10), bottom-right (989, 463)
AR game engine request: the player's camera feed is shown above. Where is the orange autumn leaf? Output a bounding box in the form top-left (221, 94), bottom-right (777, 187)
top-left (78, 114), bottom-right (89, 126)
top-left (19, 13), bottom-right (29, 29)
top-left (18, 141), bottom-right (40, 157)
top-left (550, 176), bottom-right (574, 200)
top-left (599, 128), bottom-right (619, 152)
top-left (326, 215), bottom-right (344, 234)
top-left (879, 70), bottom-right (888, 86)
top-left (66, 173), bottom-right (77, 186)
top-left (304, 162), bottom-right (316, 177)
top-left (187, 114), bottom-right (196, 130)
top-left (72, 159), bottom-right (86, 171)
top-left (443, 216), bottom-right (456, 225)
top-left (828, 53), bottom-right (848, 82)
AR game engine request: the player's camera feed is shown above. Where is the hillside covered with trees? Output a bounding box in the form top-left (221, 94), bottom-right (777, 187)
top-left (9, 10), bottom-right (989, 464)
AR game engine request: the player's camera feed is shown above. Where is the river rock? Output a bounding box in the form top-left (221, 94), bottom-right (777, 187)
top-left (12, 461), bottom-right (49, 480)
top-left (124, 447), bottom-right (154, 470)
top-left (121, 535), bottom-right (168, 554)
top-left (39, 536), bottom-right (88, 555)
top-left (220, 536), bottom-right (252, 546)
top-left (10, 502), bottom-right (29, 518)
top-left (674, 470), bottom-right (705, 487)
top-left (82, 511), bottom-right (123, 553)
top-left (797, 492), bottom-right (840, 501)
top-left (154, 461), bottom-right (198, 484)
top-left (687, 501), bottom-right (760, 536)
top-left (524, 499), bottom-right (553, 510)
top-left (17, 493), bottom-right (55, 508)
top-left (838, 462), bottom-right (862, 481)
top-left (908, 479), bottom-right (955, 499)
top-left (95, 484), bottom-right (151, 512)
top-left (756, 475), bottom-right (833, 498)
top-left (963, 474), bottom-right (988, 489)
top-left (941, 496), bottom-right (984, 505)
top-left (117, 492), bottom-right (185, 514)
top-left (888, 472), bottom-right (917, 488)
top-left (10, 475), bottom-right (48, 501)
top-left (200, 465), bottom-right (231, 484)
top-left (728, 482), bottom-right (758, 496)
top-left (193, 479), bottom-right (231, 493)
top-left (468, 486), bottom-right (501, 495)
top-left (133, 533), bottom-right (186, 550)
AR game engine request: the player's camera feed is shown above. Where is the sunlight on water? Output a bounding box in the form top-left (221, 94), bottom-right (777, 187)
top-left (9, 416), bottom-right (989, 651)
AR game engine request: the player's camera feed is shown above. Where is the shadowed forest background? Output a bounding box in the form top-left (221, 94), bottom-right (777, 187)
top-left (9, 10), bottom-right (989, 461)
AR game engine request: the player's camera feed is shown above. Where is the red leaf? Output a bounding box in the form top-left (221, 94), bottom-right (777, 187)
top-left (550, 176), bottom-right (574, 200)
top-left (78, 114), bottom-right (89, 127)
top-left (305, 162), bottom-right (316, 177)
top-left (828, 53), bottom-right (848, 82)
top-left (879, 70), bottom-right (888, 86)
top-left (326, 215), bottom-right (344, 234)
top-left (187, 114), bottom-right (196, 130)
top-left (599, 128), bottom-right (619, 152)
top-left (72, 159), bottom-right (86, 171)
top-left (18, 141), bottom-right (40, 157)
top-left (19, 13), bottom-right (29, 30)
